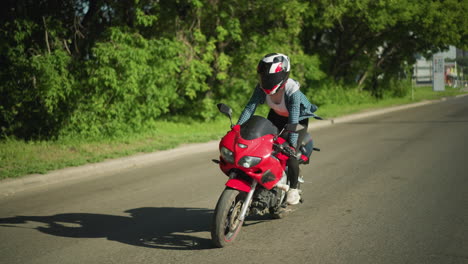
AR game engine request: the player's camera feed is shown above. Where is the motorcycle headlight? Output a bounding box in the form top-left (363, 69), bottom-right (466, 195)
top-left (238, 156), bottom-right (262, 168)
top-left (220, 147), bottom-right (234, 163)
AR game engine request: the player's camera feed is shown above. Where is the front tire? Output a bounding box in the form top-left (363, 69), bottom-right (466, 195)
top-left (211, 188), bottom-right (246, 248)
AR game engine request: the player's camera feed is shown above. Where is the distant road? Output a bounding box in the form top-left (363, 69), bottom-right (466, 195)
top-left (1, 96), bottom-right (467, 264)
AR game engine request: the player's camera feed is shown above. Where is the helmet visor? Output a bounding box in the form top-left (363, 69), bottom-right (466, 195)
top-left (258, 72), bottom-right (285, 94)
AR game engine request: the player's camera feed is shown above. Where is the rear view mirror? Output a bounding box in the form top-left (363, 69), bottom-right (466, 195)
top-left (217, 103), bottom-right (232, 118)
top-left (217, 103), bottom-right (233, 128)
top-left (285, 123), bottom-right (305, 132)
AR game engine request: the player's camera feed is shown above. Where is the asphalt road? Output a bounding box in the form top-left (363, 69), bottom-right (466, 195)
top-left (1, 96), bottom-right (467, 264)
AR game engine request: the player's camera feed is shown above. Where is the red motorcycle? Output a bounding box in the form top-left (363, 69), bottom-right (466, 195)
top-left (211, 103), bottom-right (319, 247)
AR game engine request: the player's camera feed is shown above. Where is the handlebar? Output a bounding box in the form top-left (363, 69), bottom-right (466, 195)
top-left (274, 143), bottom-right (322, 158)
top-left (273, 143), bottom-right (296, 158)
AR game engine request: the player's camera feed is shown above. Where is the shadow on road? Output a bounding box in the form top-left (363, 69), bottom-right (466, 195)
top-left (0, 207), bottom-right (214, 250)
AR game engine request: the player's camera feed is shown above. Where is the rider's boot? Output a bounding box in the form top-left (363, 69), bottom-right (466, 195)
top-left (286, 188), bottom-right (301, 205)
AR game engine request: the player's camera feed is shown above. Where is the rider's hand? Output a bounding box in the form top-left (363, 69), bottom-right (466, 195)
top-left (282, 143), bottom-right (296, 157)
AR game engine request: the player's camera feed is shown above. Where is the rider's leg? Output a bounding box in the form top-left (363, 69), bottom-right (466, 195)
top-left (287, 157), bottom-right (300, 189)
top-left (286, 118), bottom-right (309, 205)
top-left (267, 109), bottom-right (288, 132)
top-left (286, 157), bottom-right (301, 204)
top-left (267, 110), bottom-right (311, 204)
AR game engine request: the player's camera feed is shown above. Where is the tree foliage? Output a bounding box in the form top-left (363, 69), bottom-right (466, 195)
top-left (303, 0), bottom-right (468, 96)
top-left (1, 0), bottom-right (467, 139)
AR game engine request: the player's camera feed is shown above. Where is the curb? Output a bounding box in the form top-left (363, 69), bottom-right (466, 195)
top-left (324, 100), bottom-right (434, 125)
top-left (0, 141), bottom-right (218, 197)
top-left (0, 96), bottom-right (461, 196)
top-left (304, 100), bottom-right (438, 129)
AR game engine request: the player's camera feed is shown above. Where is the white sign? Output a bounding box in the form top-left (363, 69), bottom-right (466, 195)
top-left (433, 55), bottom-right (445, 91)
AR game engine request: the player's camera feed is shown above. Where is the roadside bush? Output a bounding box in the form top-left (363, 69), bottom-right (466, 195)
top-left (62, 28), bottom-right (187, 137)
top-left (307, 80), bottom-right (375, 107)
top-left (382, 78), bottom-right (411, 98)
top-left (0, 19), bottom-right (76, 140)
top-left (61, 27), bottom-right (218, 138)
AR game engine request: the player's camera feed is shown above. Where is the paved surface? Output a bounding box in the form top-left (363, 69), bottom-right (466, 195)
top-left (0, 98), bottom-right (444, 196)
top-left (1, 96), bottom-right (467, 264)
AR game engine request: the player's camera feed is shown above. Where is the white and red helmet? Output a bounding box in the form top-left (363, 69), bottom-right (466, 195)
top-left (257, 53), bottom-right (290, 95)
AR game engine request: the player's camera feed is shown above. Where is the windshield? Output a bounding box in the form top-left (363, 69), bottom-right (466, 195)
top-left (240, 116), bottom-right (278, 140)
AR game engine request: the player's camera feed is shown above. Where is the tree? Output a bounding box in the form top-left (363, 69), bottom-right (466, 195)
top-left (1, 0), bottom-right (467, 139)
top-left (301, 0), bottom-right (468, 96)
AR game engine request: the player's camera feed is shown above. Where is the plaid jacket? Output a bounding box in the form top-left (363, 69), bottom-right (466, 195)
top-left (237, 78), bottom-right (318, 147)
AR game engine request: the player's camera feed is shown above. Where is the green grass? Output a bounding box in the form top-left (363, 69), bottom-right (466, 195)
top-left (0, 121), bottom-right (229, 179)
top-left (318, 86), bottom-right (467, 119)
top-left (1, 85), bottom-right (466, 180)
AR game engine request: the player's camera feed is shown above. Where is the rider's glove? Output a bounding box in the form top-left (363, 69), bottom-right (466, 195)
top-left (282, 143), bottom-right (296, 158)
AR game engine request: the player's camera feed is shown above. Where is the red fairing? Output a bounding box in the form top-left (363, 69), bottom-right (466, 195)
top-left (274, 136), bottom-right (290, 162)
top-left (218, 125), bottom-right (288, 190)
top-left (225, 178), bottom-right (251, 192)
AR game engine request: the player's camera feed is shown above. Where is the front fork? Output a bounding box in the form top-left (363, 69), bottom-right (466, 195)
top-left (238, 181), bottom-right (257, 221)
top-left (226, 171), bottom-right (291, 222)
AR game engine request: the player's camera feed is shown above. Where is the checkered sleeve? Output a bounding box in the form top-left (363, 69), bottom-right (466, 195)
top-left (237, 86), bottom-right (265, 125)
top-left (287, 92), bottom-right (301, 148)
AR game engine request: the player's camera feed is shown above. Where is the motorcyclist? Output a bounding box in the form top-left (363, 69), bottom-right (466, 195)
top-left (237, 53), bottom-right (318, 205)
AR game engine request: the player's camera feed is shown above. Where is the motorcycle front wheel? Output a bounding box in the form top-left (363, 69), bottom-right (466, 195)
top-left (211, 187), bottom-right (246, 248)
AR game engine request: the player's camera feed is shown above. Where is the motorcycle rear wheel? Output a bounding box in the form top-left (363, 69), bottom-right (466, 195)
top-left (211, 188), bottom-right (246, 248)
